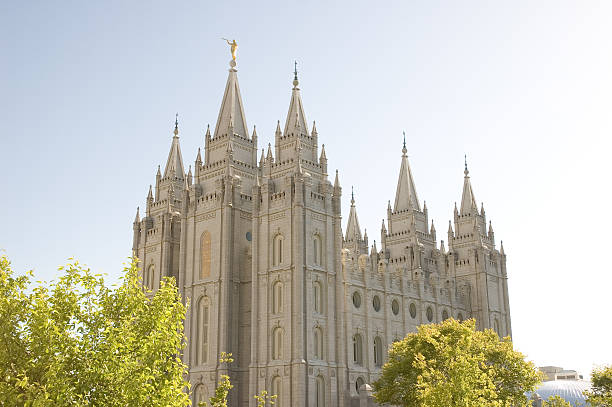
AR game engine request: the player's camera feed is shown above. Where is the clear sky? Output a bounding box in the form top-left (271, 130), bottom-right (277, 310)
top-left (1, 0), bottom-right (611, 379)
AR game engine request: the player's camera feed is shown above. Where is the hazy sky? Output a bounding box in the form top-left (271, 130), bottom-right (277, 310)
top-left (1, 0), bottom-right (611, 379)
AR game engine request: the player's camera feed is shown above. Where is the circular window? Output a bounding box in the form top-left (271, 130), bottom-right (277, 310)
top-left (246, 231), bottom-right (252, 241)
top-left (391, 299), bottom-right (400, 315)
top-left (457, 312), bottom-right (464, 322)
top-left (409, 303), bottom-right (417, 319)
top-left (356, 377), bottom-right (365, 394)
top-left (426, 306), bottom-right (434, 322)
top-left (372, 295), bottom-right (381, 312)
top-left (352, 291), bottom-right (361, 308)
top-left (442, 309), bottom-right (449, 320)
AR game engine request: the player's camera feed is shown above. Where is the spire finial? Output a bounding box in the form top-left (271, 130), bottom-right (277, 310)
top-left (351, 186), bottom-right (355, 205)
top-left (174, 113), bottom-right (179, 136)
top-left (464, 154), bottom-right (469, 176)
top-left (402, 131), bottom-right (407, 156)
top-left (293, 60), bottom-right (299, 88)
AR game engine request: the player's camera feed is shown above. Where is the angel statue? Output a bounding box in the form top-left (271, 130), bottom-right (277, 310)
top-left (222, 38), bottom-right (238, 61)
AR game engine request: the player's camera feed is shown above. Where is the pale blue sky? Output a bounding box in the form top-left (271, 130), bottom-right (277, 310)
top-left (1, 0), bottom-right (611, 379)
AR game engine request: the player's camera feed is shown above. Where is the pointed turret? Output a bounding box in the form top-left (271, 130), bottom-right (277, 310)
top-left (213, 61), bottom-right (249, 139)
top-left (500, 240), bottom-right (505, 255)
top-left (164, 115), bottom-right (185, 179)
top-left (448, 220), bottom-right (454, 241)
top-left (259, 149), bottom-right (265, 168)
top-left (187, 165), bottom-right (193, 186)
top-left (460, 156), bottom-right (478, 215)
top-left (334, 170), bottom-right (340, 190)
top-left (319, 144), bottom-right (328, 175)
top-left (393, 132), bottom-right (420, 212)
top-left (284, 62), bottom-right (308, 135)
top-left (146, 185), bottom-right (153, 216)
top-left (134, 206), bottom-right (140, 224)
top-left (430, 220), bottom-right (436, 241)
top-left (345, 187), bottom-right (363, 242)
top-left (311, 121), bottom-right (318, 137)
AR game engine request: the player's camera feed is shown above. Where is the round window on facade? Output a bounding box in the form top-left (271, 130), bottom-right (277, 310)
top-left (409, 303), bottom-right (417, 319)
top-left (355, 377), bottom-right (365, 394)
top-left (426, 306), bottom-right (434, 322)
top-left (442, 309), bottom-right (449, 320)
top-left (391, 299), bottom-right (400, 315)
top-left (352, 291), bottom-right (361, 308)
top-left (372, 295), bottom-right (381, 312)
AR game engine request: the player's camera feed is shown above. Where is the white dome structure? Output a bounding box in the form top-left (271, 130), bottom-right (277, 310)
top-left (529, 380), bottom-right (591, 406)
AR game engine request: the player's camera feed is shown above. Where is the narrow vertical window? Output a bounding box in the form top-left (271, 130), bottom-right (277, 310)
top-left (273, 281), bottom-right (282, 314)
top-left (374, 336), bottom-right (383, 367)
top-left (313, 235), bottom-right (322, 266)
top-left (271, 376), bottom-right (281, 407)
top-left (197, 297), bottom-right (209, 365)
top-left (201, 231), bottom-right (211, 279)
top-left (146, 264), bottom-right (155, 289)
top-left (353, 334), bottom-right (363, 365)
top-left (272, 327), bottom-right (283, 360)
top-left (314, 327), bottom-right (323, 359)
top-left (313, 281), bottom-right (321, 313)
top-left (273, 235), bottom-right (283, 266)
top-left (316, 376), bottom-right (325, 407)
top-left (194, 384), bottom-right (207, 406)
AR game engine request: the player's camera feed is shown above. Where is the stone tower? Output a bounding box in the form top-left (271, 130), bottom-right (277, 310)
top-left (132, 59), bottom-right (511, 407)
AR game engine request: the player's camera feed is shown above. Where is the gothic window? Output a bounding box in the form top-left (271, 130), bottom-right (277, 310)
top-left (314, 327), bottom-right (323, 359)
top-left (457, 312), bottom-right (464, 322)
top-left (271, 376), bottom-right (281, 407)
top-left (145, 264), bottom-right (155, 289)
top-left (313, 235), bottom-right (322, 266)
top-left (391, 299), bottom-right (400, 315)
top-left (194, 384), bottom-right (207, 406)
top-left (352, 291), bottom-right (361, 308)
top-left (426, 306), bottom-right (434, 322)
top-left (374, 336), bottom-right (383, 367)
top-left (409, 303), bottom-right (417, 319)
top-left (273, 234), bottom-right (284, 266)
top-left (196, 297), bottom-right (210, 365)
top-left (494, 318), bottom-right (500, 336)
top-left (272, 327), bottom-right (283, 360)
top-left (355, 377), bottom-right (365, 394)
top-left (200, 231), bottom-right (211, 279)
top-left (372, 295), bottom-right (381, 312)
top-left (353, 333), bottom-right (363, 365)
top-left (272, 281), bottom-right (283, 314)
top-left (442, 309), bottom-right (449, 320)
top-left (313, 281), bottom-right (322, 313)
top-left (315, 376), bottom-right (325, 407)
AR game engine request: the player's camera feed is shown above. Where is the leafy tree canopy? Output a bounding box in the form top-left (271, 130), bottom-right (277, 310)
top-left (586, 365), bottom-right (612, 407)
top-left (372, 318), bottom-right (540, 407)
top-left (0, 254), bottom-right (190, 406)
top-left (542, 395), bottom-right (572, 407)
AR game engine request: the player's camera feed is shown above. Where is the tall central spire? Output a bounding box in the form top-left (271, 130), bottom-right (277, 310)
top-left (393, 132), bottom-right (420, 212)
top-left (460, 156), bottom-right (478, 215)
top-left (284, 62), bottom-right (308, 135)
top-left (213, 62), bottom-right (249, 139)
top-left (164, 114), bottom-right (185, 178)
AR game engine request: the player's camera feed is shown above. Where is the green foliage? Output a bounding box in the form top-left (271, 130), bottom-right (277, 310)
top-left (253, 390), bottom-right (277, 407)
top-left (372, 318), bottom-right (540, 407)
top-left (586, 365), bottom-right (612, 406)
top-left (542, 395), bottom-right (572, 407)
top-left (0, 254), bottom-right (190, 407)
top-left (200, 352), bottom-right (235, 407)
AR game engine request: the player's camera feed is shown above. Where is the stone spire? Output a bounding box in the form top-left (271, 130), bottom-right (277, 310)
top-left (213, 61), bottom-right (249, 139)
top-left (345, 187), bottom-right (362, 242)
top-left (460, 155), bottom-right (478, 216)
top-left (163, 114), bottom-right (185, 179)
top-left (393, 132), bottom-right (420, 212)
top-left (283, 62), bottom-right (308, 135)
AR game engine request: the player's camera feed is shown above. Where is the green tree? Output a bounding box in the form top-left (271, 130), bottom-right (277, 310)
top-left (543, 395), bottom-right (572, 407)
top-left (0, 254), bottom-right (190, 406)
top-left (372, 318), bottom-right (540, 407)
top-left (586, 365), bottom-right (612, 406)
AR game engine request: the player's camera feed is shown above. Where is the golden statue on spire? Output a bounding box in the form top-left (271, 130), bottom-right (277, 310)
top-left (222, 38), bottom-right (238, 61)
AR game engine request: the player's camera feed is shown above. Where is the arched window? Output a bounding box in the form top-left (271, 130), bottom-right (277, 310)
top-left (196, 297), bottom-right (209, 365)
top-left (273, 234), bottom-right (283, 266)
top-left (145, 264), bottom-right (155, 289)
top-left (313, 235), bottom-right (322, 266)
top-left (313, 281), bottom-right (322, 313)
top-left (315, 376), bottom-right (325, 407)
top-left (271, 376), bottom-right (281, 407)
top-left (457, 312), bottom-right (464, 322)
top-left (353, 334), bottom-right (363, 365)
top-left (194, 384), bottom-right (208, 406)
top-left (200, 231), bottom-right (211, 279)
top-left (355, 377), bottom-right (365, 394)
top-left (272, 281), bottom-right (283, 314)
top-left (494, 318), bottom-right (500, 336)
top-left (272, 327), bottom-right (283, 360)
top-left (374, 336), bottom-right (383, 367)
top-left (314, 327), bottom-right (323, 359)
top-left (442, 309), bottom-right (449, 320)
